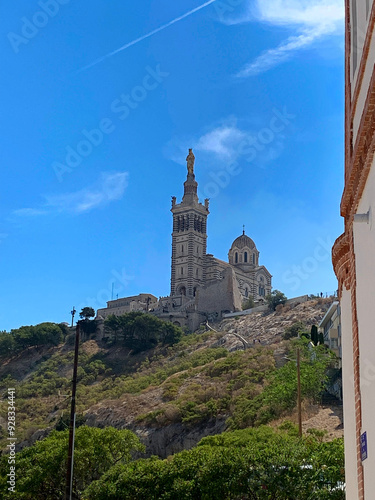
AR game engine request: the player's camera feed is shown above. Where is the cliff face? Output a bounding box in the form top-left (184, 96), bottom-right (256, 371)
top-left (84, 406), bottom-right (226, 458)
top-left (132, 419), bottom-right (227, 458)
top-left (1, 298), bottom-right (339, 457)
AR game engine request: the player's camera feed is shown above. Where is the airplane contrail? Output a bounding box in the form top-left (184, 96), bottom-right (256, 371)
top-left (78, 0), bottom-right (216, 73)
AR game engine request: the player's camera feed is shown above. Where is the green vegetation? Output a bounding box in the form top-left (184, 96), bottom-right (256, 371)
top-left (227, 338), bottom-right (334, 429)
top-left (104, 312), bottom-right (183, 352)
top-left (0, 303), bottom-right (343, 499)
top-left (0, 426), bottom-right (144, 499)
top-left (242, 296), bottom-right (255, 310)
top-left (266, 290), bottom-right (287, 311)
top-left (0, 327), bottom-right (336, 448)
top-left (283, 321), bottom-right (307, 340)
top-left (84, 426), bottom-right (344, 499)
top-left (135, 338), bottom-right (334, 430)
top-left (0, 327), bottom-right (226, 447)
top-left (79, 307), bottom-right (96, 320)
top-left (311, 325), bottom-right (319, 345)
top-left (0, 323), bottom-right (67, 355)
top-left (0, 424), bottom-right (344, 499)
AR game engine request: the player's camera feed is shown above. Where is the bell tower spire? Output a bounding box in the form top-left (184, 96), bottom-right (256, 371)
top-left (170, 150), bottom-right (209, 297)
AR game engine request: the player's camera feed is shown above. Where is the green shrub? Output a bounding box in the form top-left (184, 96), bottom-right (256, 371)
top-left (283, 321), bottom-right (306, 340)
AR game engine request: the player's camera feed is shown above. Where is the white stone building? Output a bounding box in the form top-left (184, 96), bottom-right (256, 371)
top-left (319, 301), bottom-right (342, 365)
top-left (97, 294), bottom-right (157, 319)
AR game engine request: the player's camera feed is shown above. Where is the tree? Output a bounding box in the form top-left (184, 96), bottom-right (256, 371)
top-left (104, 314), bottom-right (120, 342)
top-left (79, 307), bottom-right (97, 337)
top-left (8, 322), bottom-right (64, 351)
top-left (242, 296), bottom-right (255, 310)
top-left (0, 426), bottom-right (144, 499)
top-left (104, 312), bottom-right (182, 352)
top-left (283, 321), bottom-right (306, 340)
top-left (266, 290), bottom-right (287, 311)
top-left (79, 307), bottom-right (96, 320)
top-left (0, 332), bottom-right (15, 356)
top-left (84, 426), bottom-right (345, 500)
top-left (33, 323), bottom-right (64, 346)
top-left (55, 413), bottom-right (86, 431)
top-left (311, 325), bottom-right (319, 346)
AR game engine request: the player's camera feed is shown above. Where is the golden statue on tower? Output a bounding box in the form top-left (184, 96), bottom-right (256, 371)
top-left (186, 148), bottom-right (195, 175)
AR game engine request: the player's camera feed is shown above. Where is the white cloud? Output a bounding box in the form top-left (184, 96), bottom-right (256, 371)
top-left (195, 124), bottom-right (247, 158)
top-left (13, 172), bottom-right (128, 217)
top-left (254, 0), bottom-right (343, 28)
top-left (164, 121), bottom-right (248, 166)
top-left (12, 208), bottom-right (48, 217)
top-left (166, 115), bottom-right (292, 167)
top-left (232, 0), bottom-right (344, 76)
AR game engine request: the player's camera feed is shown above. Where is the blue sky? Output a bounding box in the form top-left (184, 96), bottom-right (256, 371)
top-left (1, 0), bottom-right (344, 331)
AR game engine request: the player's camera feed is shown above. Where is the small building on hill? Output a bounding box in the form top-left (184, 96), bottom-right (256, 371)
top-left (96, 294), bottom-right (158, 319)
top-left (319, 301), bottom-right (341, 366)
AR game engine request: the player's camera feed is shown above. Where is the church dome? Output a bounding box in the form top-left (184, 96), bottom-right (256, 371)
top-left (230, 232), bottom-right (256, 250)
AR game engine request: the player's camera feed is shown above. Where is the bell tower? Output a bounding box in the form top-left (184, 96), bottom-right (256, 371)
top-left (171, 149), bottom-right (209, 298)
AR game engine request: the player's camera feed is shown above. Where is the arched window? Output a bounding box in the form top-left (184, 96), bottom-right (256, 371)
top-left (180, 286), bottom-right (186, 296)
top-left (181, 267), bottom-right (184, 275)
top-left (193, 287), bottom-right (197, 296)
top-left (181, 245), bottom-right (184, 253)
top-left (252, 253), bottom-right (255, 264)
top-left (235, 252), bottom-right (238, 263)
top-left (244, 251), bottom-right (248, 263)
top-left (245, 287), bottom-right (248, 297)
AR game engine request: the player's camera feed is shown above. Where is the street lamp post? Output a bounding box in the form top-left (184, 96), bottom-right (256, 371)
top-left (70, 307), bottom-right (76, 328)
top-left (65, 322), bottom-right (80, 500)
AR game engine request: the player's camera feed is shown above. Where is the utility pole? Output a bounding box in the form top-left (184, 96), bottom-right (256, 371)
top-left (70, 307), bottom-right (76, 328)
top-left (65, 323), bottom-right (80, 500)
top-left (297, 348), bottom-right (302, 438)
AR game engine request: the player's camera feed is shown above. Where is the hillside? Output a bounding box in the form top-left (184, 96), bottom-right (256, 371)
top-left (0, 297), bottom-right (341, 457)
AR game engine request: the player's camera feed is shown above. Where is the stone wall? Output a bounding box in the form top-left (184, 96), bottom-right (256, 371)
top-left (197, 267), bottom-right (242, 317)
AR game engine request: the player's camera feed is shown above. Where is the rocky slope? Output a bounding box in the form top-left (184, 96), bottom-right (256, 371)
top-left (0, 297), bottom-right (342, 457)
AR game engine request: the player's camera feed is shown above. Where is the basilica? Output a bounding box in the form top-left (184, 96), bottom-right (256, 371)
top-left (97, 149), bottom-right (272, 330)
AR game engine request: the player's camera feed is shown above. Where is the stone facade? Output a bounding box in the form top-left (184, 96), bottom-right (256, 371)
top-left (97, 150), bottom-right (272, 332)
top-left (96, 294), bottom-right (158, 319)
top-left (154, 149), bottom-right (272, 330)
top-left (170, 150), bottom-right (271, 303)
top-left (170, 149), bottom-right (209, 298)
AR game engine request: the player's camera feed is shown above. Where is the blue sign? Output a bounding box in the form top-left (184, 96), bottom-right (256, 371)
top-left (361, 432), bottom-right (368, 461)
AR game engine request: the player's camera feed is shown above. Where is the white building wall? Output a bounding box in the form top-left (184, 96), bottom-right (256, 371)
top-left (352, 28), bottom-right (375, 143)
top-left (352, 1), bottom-right (375, 143)
top-left (340, 286), bottom-right (359, 500)
top-left (353, 158), bottom-right (375, 497)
